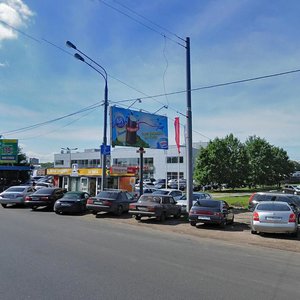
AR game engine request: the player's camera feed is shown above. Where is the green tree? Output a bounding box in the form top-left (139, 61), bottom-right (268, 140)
top-left (194, 134), bottom-right (248, 189)
top-left (244, 136), bottom-right (274, 187)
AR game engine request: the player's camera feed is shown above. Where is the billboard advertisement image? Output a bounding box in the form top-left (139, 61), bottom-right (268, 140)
top-left (0, 139), bottom-right (18, 163)
top-left (110, 106), bottom-right (168, 149)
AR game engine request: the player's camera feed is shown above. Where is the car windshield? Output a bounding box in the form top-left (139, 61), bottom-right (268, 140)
top-left (63, 193), bottom-right (81, 199)
top-left (194, 200), bottom-right (220, 208)
top-left (139, 195), bottom-right (161, 203)
top-left (96, 191), bottom-right (118, 199)
top-left (257, 203), bottom-right (290, 211)
top-left (34, 188), bottom-right (54, 195)
top-left (6, 187), bottom-right (25, 192)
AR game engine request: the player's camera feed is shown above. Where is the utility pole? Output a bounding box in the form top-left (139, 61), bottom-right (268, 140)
top-left (186, 37), bottom-right (193, 212)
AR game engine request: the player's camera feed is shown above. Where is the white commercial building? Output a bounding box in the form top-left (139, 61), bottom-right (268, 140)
top-left (54, 142), bottom-right (207, 180)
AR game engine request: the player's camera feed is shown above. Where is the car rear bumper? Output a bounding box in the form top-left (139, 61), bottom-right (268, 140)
top-left (251, 222), bottom-right (298, 233)
top-left (54, 203), bottom-right (82, 213)
top-left (25, 201), bottom-right (53, 208)
top-left (189, 214), bottom-right (223, 224)
top-left (86, 204), bottom-right (113, 213)
top-left (0, 198), bottom-right (24, 205)
top-left (128, 210), bottom-right (157, 218)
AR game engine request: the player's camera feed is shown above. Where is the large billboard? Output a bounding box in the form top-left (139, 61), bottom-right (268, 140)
top-left (110, 106), bottom-right (168, 149)
top-left (0, 139), bottom-right (18, 163)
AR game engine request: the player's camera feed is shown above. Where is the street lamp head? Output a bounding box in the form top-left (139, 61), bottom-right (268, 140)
top-left (74, 53), bottom-right (85, 62)
top-left (66, 40), bottom-right (77, 50)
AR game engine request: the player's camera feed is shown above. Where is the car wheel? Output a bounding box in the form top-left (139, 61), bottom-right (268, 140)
top-left (55, 211), bottom-right (61, 215)
top-left (190, 221), bottom-right (196, 226)
top-left (158, 212), bottom-right (166, 222)
top-left (116, 205), bottom-right (123, 216)
top-left (174, 210), bottom-right (181, 219)
top-left (229, 216), bottom-right (234, 225)
top-left (1, 204), bottom-right (7, 208)
top-left (291, 229), bottom-right (298, 238)
top-left (135, 215), bottom-right (141, 221)
top-left (31, 206), bottom-right (37, 211)
top-left (251, 230), bottom-right (257, 234)
top-left (220, 220), bottom-right (226, 228)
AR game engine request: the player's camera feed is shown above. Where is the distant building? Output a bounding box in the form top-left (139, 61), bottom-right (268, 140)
top-left (29, 157), bottom-right (39, 165)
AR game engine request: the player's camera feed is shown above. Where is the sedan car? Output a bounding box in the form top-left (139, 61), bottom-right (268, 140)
top-left (54, 191), bottom-right (90, 214)
top-left (251, 201), bottom-right (298, 237)
top-left (129, 194), bottom-right (181, 222)
top-left (86, 189), bottom-right (135, 216)
top-left (152, 189), bottom-right (183, 200)
top-left (24, 187), bottom-right (65, 210)
top-left (189, 199), bottom-right (234, 227)
top-left (176, 192), bottom-right (212, 214)
top-left (0, 185), bottom-right (36, 208)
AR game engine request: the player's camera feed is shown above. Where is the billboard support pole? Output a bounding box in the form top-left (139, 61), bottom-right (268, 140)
top-left (137, 147), bottom-right (145, 197)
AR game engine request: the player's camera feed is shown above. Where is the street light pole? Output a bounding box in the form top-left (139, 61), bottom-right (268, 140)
top-left (66, 41), bottom-right (109, 191)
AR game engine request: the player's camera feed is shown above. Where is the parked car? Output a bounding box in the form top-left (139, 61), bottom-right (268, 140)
top-left (154, 179), bottom-right (167, 189)
top-left (0, 185), bottom-right (36, 208)
top-left (152, 189), bottom-right (183, 200)
top-left (177, 192), bottom-right (212, 214)
top-left (251, 201), bottom-right (298, 237)
top-left (168, 179), bottom-right (186, 190)
top-left (189, 199), bottom-right (234, 227)
top-left (86, 189), bottom-right (135, 216)
top-left (54, 191), bottom-right (90, 214)
top-left (129, 194), bottom-right (181, 222)
top-left (24, 187), bottom-right (65, 210)
top-left (248, 192), bottom-right (300, 211)
top-left (282, 185), bottom-right (300, 195)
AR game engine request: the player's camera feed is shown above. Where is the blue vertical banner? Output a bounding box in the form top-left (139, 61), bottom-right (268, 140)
top-left (110, 106), bottom-right (168, 149)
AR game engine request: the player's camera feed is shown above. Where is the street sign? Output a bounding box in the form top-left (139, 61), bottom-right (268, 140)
top-left (101, 144), bottom-right (111, 155)
top-left (0, 139), bottom-right (18, 163)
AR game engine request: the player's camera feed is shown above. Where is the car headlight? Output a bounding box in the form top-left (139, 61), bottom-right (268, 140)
top-left (56, 200), bottom-right (61, 204)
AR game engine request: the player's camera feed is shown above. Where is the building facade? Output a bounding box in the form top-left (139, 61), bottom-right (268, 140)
top-left (52, 142), bottom-right (207, 190)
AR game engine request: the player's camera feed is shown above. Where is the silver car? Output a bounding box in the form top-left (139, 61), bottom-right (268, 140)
top-left (0, 185), bottom-right (36, 208)
top-left (251, 201), bottom-right (298, 237)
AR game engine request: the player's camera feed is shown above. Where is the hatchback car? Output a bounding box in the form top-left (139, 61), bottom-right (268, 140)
top-left (129, 194), bottom-right (181, 222)
top-left (54, 191), bottom-right (90, 214)
top-left (86, 190), bottom-right (135, 216)
top-left (0, 185), bottom-right (36, 208)
top-left (25, 187), bottom-right (65, 210)
top-left (176, 192), bottom-right (212, 214)
top-left (248, 192), bottom-right (300, 211)
top-left (189, 199), bottom-right (234, 227)
top-left (251, 201), bottom-right (298, 237)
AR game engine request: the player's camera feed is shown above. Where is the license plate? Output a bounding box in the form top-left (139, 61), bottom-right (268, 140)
top-left (198, 216), bottom-right (211, 220)
top-left (266, 216), bottom-right (281, 221)
top-left (94, 201), bottom-right (103, 205)
top-left (138, 207), bottom-right (148, 211)
top-left (61, 203), bottom-right (71, 206)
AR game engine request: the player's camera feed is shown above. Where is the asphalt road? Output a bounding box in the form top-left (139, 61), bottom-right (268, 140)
top-left (1, 207), bottom-right (300, 300)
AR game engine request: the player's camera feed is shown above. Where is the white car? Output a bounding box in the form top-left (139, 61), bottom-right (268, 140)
top-left (176, 192), bottom-right (212, 214)
top-left (0, 185), bottom-right (36, 208)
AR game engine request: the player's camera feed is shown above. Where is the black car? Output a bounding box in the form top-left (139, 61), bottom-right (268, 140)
top-left (25, 187), bottom-right (65, 210)
top-left (189, 199), bottom-right (234, 227)
top-left (86, 189), bottom-right (136, 216)
top-left (129, 194), bottom-right (181, 222)
top-left (54, 191), bottom-right (90, 214)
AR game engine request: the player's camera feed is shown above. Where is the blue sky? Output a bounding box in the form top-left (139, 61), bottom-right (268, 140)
top-left (0, 0), bottom-right (300, 162)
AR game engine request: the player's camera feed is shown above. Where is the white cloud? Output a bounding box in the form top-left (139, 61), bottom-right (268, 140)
top-left (0, 0), bottom-right (34, 41)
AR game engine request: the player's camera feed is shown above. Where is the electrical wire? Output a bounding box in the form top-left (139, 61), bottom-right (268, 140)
top-left (110, 0), bottom-right (185, 42)
top-left (96, 0), bottom-right (185, 48)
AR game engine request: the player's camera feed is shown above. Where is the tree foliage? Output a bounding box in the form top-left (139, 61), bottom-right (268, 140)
top-left (194, 134), bottom-right (293, 188)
